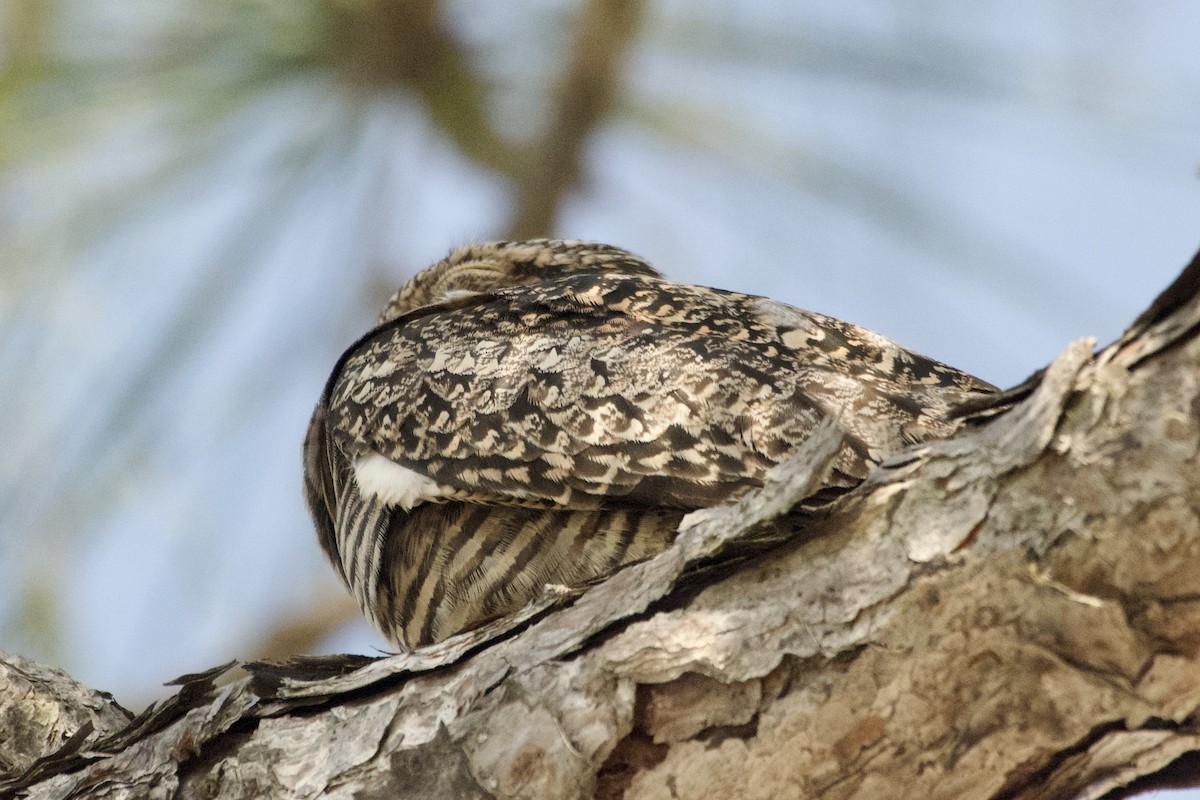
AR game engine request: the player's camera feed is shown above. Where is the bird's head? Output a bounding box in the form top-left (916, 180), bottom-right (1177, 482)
top-left (377, 239), bottom-right (662, 324)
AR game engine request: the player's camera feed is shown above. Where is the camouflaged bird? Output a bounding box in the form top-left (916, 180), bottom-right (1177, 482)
top-left (304, 239), bottom-right (996, 650)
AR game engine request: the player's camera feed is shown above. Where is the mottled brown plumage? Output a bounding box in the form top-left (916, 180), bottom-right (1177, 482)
top-left (304, 239), bottom-right (995, 649)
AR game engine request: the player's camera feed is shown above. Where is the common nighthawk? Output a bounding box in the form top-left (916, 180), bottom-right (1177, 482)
top-left (304, 239), bottom-right (995, 650)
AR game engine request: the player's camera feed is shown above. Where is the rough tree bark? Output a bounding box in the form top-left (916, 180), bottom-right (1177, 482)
top-left (4, 252), bottom-right (1200, 800)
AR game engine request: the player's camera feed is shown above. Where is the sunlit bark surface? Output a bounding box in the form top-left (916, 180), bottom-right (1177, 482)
top-left (3, 259), bottom-right (1199, 799)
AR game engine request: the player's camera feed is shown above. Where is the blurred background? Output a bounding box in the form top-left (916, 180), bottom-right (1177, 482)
top-left (2, 0), bottom-right (1199, 718)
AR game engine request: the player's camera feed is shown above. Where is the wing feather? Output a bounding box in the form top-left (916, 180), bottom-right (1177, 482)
top-left (323, 272), bottom-right (993, 512)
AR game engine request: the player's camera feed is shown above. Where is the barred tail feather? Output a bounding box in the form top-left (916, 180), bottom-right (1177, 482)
top-left (374, 503), bottom-right (683, 650)
top-left (332, 488), bottom-right (392, 634)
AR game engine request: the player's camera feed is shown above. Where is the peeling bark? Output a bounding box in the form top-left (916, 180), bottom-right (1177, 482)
top-left (4, 253), bottom-right (1200, 799)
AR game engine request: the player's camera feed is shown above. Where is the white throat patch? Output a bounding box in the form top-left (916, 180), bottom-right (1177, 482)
top-left (353, 452), bottom-right (454, 511)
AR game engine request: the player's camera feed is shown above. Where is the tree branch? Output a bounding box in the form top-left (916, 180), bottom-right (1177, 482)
top-left (5, 253), bottom-right (1200, 799)
top-left (330, 0), bottom-right (523, 176)
top-left (508, 0), bottom-right (647, 239)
